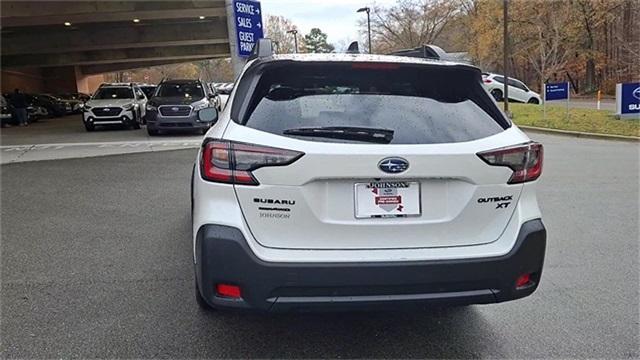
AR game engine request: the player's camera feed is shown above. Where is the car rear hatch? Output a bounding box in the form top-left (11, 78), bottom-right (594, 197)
top-left (211, 59), bottom-right (535, 250)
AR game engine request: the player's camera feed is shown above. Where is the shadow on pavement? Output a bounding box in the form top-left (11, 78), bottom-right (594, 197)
top-left (193, 305), bottom-right (500, 358)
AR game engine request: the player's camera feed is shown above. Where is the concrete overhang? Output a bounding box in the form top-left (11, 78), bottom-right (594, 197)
top-left (1, 1), bottom-right (230, 71)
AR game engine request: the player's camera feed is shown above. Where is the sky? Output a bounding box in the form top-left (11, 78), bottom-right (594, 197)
top-left (261, 0), bottom-right (396, 51)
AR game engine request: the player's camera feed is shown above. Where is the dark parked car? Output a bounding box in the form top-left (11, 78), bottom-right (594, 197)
top-left (59, 93), bottom-right (90, 112)
top-left (56, 94), bottom-right (84, 113)
top-left (144, 79), bottom-right (219, 135)
top-left (138, 85), bottom-right (157, 99)
top-left (28, 94), bottom-right (72, 117)
top-left (1, 94), bottom-right (50, 124)
top-left (59, 92), bottom-right (90, 102)
top-left (1, 95), bottom-right (15, 125)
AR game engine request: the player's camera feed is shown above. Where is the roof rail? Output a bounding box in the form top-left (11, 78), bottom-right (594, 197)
top-left (248, 38), bottom-right (274, 61)
top-left (388, 44), bottom-right (449, 61)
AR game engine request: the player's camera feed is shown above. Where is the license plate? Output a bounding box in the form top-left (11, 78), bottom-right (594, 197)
top-left (354, 181), bottom-right (421, 218)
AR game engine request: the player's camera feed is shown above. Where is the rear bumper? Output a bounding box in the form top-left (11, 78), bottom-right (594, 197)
top-left (195, 219), bottom-right (546, 312)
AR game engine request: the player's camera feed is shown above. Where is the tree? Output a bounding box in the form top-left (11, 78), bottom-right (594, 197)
top-left (264, 15), bottom-right (303, 54)
top-left (196, 58), bottom-right (234, 82)
top-left (510, 1), bottom-right (577, 92)
top-left (303, 28), bottom-right (335, 53)
top-left (364, 0), bottom-right (460, 54)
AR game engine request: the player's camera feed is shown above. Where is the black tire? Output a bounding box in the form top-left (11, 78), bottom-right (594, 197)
top-left (527, 98), bottom-right (540, 104)
top-left (200, 122), bottom-right (212, 135)
top-left (490, 89), bottom-right (503, 102)
top-left (131, 111), bottom-right (141, 129)
top-left (195, 280), bottom-right (215, 311)
top-left (147, 127), bottom-right (159, 136)
top-left (84, 122), bottom-right (95, 132)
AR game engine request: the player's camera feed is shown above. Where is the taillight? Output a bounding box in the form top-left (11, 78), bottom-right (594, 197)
top-left (483, 79), bottom-right (493, 83)
top-left (477, 142), bottom-right (543, 184)
top-left (200, 140), bottom-right (304, 185)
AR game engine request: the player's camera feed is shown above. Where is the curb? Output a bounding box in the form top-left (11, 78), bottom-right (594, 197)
top-left (518, 125), bottom-right (639, 142)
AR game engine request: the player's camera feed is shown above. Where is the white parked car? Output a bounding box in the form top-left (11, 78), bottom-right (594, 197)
top-left (482, 73), bottom-right (541, 104)
top-left (82, 83), bottom-right (147, 131)
top-left (191, 39), bottom-right (546, 312)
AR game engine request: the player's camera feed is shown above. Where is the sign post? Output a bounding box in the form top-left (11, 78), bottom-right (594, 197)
top-left (226, 0), bottom-right (263, 77)
top-left (544, 82), bottom-right (570, 121)
top-left (543, 83), bottom-right (546, 121)
top-left (615, 82), bottom-right (640, 119)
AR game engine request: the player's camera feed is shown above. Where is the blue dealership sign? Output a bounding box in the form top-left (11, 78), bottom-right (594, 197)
top-left (545, 82), bottom-right (569, 101)
top-left (233, 0), bottom-right (263, 57)
top-left (616, 82), bottom-right (640, 116)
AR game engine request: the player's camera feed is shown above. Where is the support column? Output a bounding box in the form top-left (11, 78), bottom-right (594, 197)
top-left (74, 66), bottom-right (104, 94)
top-left (225, 0), bottom-right (245, 77)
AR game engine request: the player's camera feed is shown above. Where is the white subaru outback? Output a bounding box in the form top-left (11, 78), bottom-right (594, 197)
top-left (82, 83), bottom-right (147, 131)
top-left (191, 39), bottom-right (546, 312)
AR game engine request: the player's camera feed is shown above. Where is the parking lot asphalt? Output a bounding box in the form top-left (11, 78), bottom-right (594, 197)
top-left (1, 114), bottom-right (202, 146)
top-left (1, 133), bottom-right (638, 358)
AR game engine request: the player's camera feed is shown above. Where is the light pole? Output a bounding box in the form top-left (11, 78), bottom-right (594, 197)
top-left (503, 0), bottom-right (510, 114)
top-left (286, 29), bottom-right (298, 53)
top-left (357, 7), bottom-right (372, 54)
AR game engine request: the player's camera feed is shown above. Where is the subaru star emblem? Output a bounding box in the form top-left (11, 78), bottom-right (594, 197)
top-left (378, 157), bottom-right (409, 174)
top-left (633, 87), bottom-right (640, 101)
top-left (171, 106), bottom-right (179, 111)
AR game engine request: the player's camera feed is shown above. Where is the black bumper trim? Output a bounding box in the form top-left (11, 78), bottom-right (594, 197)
top-left (195, 219), bottom-right (546, 312)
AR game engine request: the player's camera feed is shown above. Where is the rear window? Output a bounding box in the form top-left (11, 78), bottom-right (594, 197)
top-left (492, 75), bottom-right (505, 84)
top-left (235, 62), bottom-right (509, 144)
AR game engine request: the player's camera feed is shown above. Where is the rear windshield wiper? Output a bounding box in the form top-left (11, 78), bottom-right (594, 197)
top-left (282, 126), bottom-right (394, 144)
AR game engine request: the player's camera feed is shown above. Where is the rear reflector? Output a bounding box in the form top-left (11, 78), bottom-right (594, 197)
top-left (477, 142), bottom-right (543, 184)
top-left (200, 140), bottom-right (304, 185)
top-left (216, 284), bottom-right (242, 298)
top-left (515, 273), bottom-right (532, 289)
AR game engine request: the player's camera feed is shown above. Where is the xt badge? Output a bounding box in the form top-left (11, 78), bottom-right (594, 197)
top-left (477, 195), bottom-right (513, 209)
top-left (495, 202), bottom-right (510, 209)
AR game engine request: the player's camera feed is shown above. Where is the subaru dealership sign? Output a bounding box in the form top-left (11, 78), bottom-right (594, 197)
top-left (233, 0), bottom-right (263, 57)
top-left (616, 82), bottom-right (640, 118)
top-left (544, 82), bottom-right (570, 101)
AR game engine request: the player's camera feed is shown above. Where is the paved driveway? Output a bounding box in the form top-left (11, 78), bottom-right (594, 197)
top-left (1, 133), bottom-right (638, 358)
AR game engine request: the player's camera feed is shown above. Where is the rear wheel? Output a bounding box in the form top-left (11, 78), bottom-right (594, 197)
top-left (527, 98), bottom-right (540, 104)
top-left (490, 89), bottom-right (503, 102)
